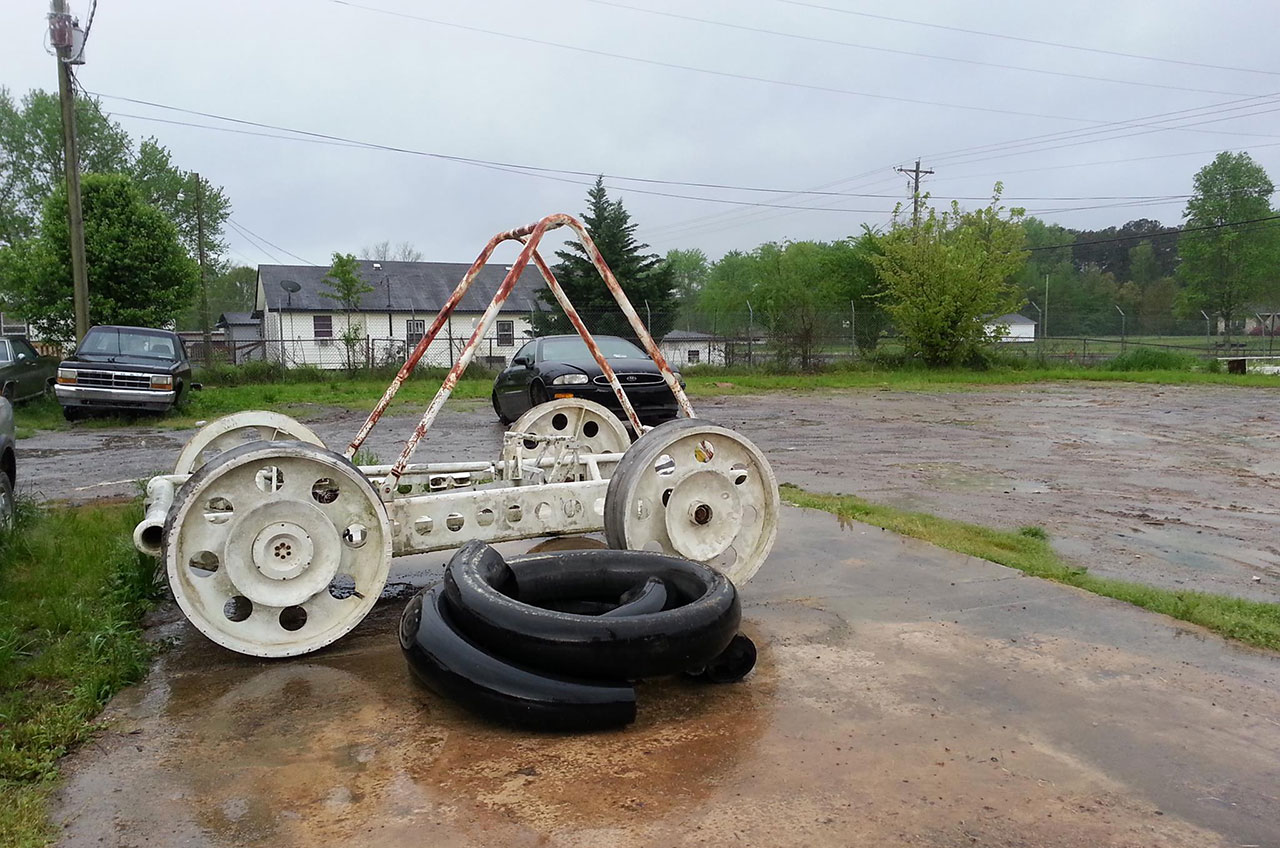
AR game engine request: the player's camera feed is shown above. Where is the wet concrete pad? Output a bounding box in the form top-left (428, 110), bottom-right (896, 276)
top-left (51, 507), bottom-right (1280, 847)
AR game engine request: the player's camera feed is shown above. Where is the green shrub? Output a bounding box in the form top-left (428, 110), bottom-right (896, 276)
top-left (1103, 348), bottom-right (1199, 372)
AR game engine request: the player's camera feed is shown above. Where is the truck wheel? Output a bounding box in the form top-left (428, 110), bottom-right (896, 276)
top-left (62, 406), bottom-right (85, 422)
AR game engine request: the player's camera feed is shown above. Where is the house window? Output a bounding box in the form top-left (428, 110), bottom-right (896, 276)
top-left (688, 349), bottom-right (700, 364)
top-left (313, 315), bottom-right (333, 339)
top-left (497, 320), bottom-right (515, 347)
top-left (406, 319), bottom-right (426, 349)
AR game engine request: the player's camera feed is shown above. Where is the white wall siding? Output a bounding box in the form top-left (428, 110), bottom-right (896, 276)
top-left (263, 310), bottom-right (534, 369)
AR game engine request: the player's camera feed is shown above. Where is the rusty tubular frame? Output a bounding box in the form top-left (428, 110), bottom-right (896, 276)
top-left (346, 213), bottom-right (697, 497)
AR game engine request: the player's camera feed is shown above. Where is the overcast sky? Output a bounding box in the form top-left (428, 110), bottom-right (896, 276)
top-left (4, 0), bottom-right (1279, 268)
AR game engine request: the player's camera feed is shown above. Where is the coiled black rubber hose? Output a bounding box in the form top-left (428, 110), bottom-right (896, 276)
top-left (399, 586), bottom-right (636, 731)
top-left (444, 541), bottom-right (741, 679)
top-left (400, 540), bottom-right (752, 730)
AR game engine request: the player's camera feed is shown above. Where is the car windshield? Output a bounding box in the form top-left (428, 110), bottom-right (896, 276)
top-left (79, 328), bottom-right (178, 361)
top-left (540, 336), bottom-right (646, 361)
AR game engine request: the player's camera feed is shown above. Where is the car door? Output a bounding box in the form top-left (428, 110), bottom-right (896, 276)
top-left (0, 341), bottom-right (16, 399)
top-left (497, 340), bottom-right (536, 415)
top-left (10, 338), bottom-right (51, 400)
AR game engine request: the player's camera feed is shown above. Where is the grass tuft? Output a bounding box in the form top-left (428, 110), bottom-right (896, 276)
top-left (0, 501), bottom-right (160, 846)
top-left (780, 484), bottom-right (1280, 652)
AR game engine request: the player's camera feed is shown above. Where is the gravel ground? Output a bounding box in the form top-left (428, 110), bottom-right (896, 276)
top-left (17, 381), bottom-right (1280, 601)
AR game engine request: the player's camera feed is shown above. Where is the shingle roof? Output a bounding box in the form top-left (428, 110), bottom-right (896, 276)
top-left (258, 261), bottom-right (546, 313)
top-left (663, 329), bottom-right (720, 341)
top-left (987, 312), bottom-right (1037, 325)
top-left (218, 312), bottom-right (258, 326)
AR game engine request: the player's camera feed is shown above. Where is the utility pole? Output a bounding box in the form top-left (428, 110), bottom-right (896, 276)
top-left (49, 0), bottom-right (90, 341)
top-left (1044, 273), bottom-right (1050, 339)
top-left (895, 158), bottom-right (934, 228)
top-left (193, 172), bottom-right (212, 364)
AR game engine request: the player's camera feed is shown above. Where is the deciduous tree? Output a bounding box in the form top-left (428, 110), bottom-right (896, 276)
top-left (1176, 152), bottom-right (1280, 339)
top-left (872, 187), bottom-right (1029, 366)
top-left (0, 174), bottom-right (197, 343)
top-left (322, 252), bottom-right (374, 370)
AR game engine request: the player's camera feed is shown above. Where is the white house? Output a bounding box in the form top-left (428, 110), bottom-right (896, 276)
top-left (985, 313), bottom-right (1037, 343)
top-left (254, 260), bottom-right (545, 369)
top-left (660, 329), bottom-right (727, 367)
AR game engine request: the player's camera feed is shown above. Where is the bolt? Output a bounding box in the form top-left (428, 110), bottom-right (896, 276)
top-left (691, 503), bottom-right (713, 525)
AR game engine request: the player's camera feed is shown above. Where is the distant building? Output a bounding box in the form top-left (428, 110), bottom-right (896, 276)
top-left (985, 313), bottom-right (1037, 343)
top-left (252, 261), bottom-right (545, 369)
top-left (660, 329), bottom-right (727, 367)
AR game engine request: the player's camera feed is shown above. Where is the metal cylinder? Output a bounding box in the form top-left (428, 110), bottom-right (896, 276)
top-left (133, 476), bottom-right (176, 556)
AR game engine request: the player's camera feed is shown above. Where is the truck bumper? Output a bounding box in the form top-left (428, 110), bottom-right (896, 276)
top-left (55, 384), bottom-right (176, 412)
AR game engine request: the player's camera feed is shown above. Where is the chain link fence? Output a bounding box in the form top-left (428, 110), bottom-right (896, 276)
top-left (186, 303), bottom-right (1280, 371)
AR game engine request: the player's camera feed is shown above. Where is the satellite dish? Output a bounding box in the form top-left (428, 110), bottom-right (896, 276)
top-left (280, 279), bottom-right (301, 308)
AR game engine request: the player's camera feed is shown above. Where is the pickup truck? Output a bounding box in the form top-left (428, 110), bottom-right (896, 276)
top-left (55, 325), bottom-right (195, 420)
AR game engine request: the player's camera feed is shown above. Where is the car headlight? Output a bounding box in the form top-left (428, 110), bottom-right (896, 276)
top-left (57, 368), bottom-right (77, 385)
top-left (671, 371), bottom-right (682, 383)
top-left (150, 374), bottom-right (174, 390)
top-left (551, 373), bottom-right (589, 385)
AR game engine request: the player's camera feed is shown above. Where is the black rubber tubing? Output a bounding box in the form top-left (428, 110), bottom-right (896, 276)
top-left (443, 540), bottom-right (740, 680)
top-left (399, 585), bottom-right (637, 731)
top-left (602, 576), bottom-right (668, 618)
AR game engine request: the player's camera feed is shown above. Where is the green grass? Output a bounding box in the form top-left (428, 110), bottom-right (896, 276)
top-left (780, 485), bottom-right (1280, 652)
top-left (0, 500), bottom-right (161, 847)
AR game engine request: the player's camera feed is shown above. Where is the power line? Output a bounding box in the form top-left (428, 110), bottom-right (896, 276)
top-left (229, 218), bottom-right (317, 265)
top-left (775, 0), bottom-right (1280, 78)
top-left (323, 0), bottom-right (1262, 129)
top-left (585, 0), bottom-right (1258, 97)
top-left (1026, 213), bottom-right (1280, 252)
top-left (225, 220), bottom-right (283, 264)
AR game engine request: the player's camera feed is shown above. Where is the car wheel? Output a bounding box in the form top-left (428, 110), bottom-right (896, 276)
top-left (529, 381), bottom-right (550, 407)
top-left (492, 390), bottom-right (513, 425)
top-left (62, 405), bottom-right (85, 422)
top-left (0, 473), bottom-right (14, 531)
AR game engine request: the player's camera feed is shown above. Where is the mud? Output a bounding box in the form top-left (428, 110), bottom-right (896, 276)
top-left (51, 508), bottom-right (1280, 847)
top-left (697, 383), bottom-right (1280, 603)
top-left (19, 382), bottom-right (1280, 602)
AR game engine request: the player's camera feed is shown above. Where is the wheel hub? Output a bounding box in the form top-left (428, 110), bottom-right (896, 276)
top-left (252, 522), bottom-right (315, 580)
top-left (224, 501), bottom-right (342, 608)
top-left (663, 469), bottom-right (743, 561)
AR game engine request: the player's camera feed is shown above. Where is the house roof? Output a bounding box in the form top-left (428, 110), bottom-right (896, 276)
top-left (663, 329), bottom-right (720, 341)
top-left (218, 312), bottom-right (258, 326)
top-left (258, 261), bottom-right (546, 313)
top-left (986, 312), bottom-right (1037, 325)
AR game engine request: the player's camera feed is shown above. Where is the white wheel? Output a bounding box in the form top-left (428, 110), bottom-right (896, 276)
top-left (174, 411), bottom-right (325, 475)
top-left (510, 398), bottom-right (631, 454)
top-left (604, 418), bottom-right (779, 584)
top-left (164, 441), bottom-right (391, 657)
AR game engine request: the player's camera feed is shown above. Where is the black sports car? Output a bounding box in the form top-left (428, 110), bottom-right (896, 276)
top-left (491, 335), bottom-right (684, 425)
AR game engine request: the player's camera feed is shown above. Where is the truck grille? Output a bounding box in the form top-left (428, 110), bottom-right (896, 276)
top-left (593, 372), bottom-right (665, 386)
top-left (76, 370), bottom-right (153, 390)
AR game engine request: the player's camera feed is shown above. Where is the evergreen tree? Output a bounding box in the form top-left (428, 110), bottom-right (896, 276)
top-left (535, 177), bottom-right (676, 340)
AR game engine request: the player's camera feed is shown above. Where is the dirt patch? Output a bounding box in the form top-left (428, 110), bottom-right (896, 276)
top-left (694, 382), bottom-right (1280, 603)
top-left (16, 383), bottom-right (1280, 602)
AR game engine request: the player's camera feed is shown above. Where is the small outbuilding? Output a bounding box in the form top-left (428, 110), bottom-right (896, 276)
top-left (659, 329), bottom-right (727, 367)
top-left (985, 313), bottom-right (1037, 343)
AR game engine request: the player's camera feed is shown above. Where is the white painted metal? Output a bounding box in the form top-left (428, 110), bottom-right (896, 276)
top-left (388, 479), bottom-right (611, 556)
top-left (165, 441), bottom-right (392, 657)
top-left (133, 476), bottom-right (177, 556)
top-left (173, 411), bottom-right (325, 474)
top-left (604, 419), bottom-right (779, 585)
top-left (510, 398), bottom-right (631, 456)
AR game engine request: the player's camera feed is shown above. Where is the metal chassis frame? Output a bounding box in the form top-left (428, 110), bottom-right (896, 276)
top-left (341, 213), bottom-right (697, 499)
